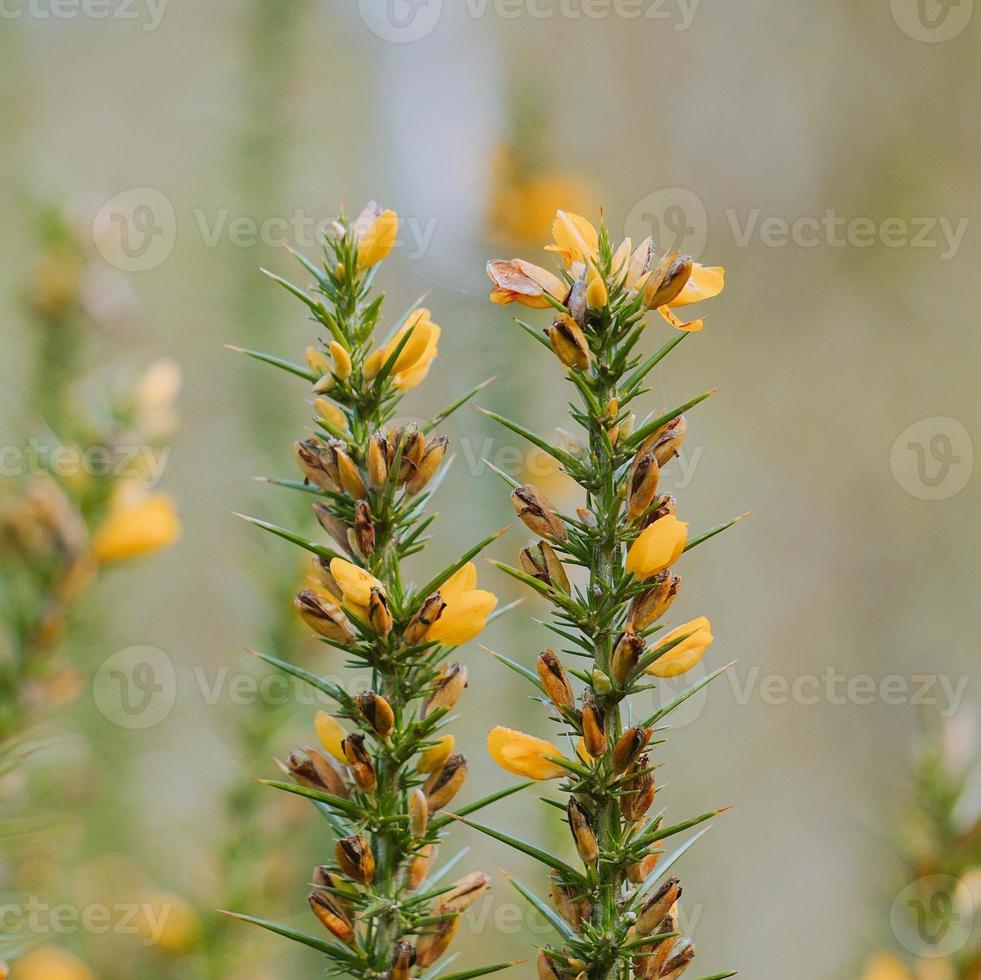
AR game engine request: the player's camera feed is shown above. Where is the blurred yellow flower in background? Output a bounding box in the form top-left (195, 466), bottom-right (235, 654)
top-left (861, 953), bottom-right (913, 980)
top-left (136, 890), bottom-right (201, 954)
top-left (91, 493), bottom-right (181, 563)
top-left (11, 946), bottom-right (91, 980)
top-left (487, 726), bottom-right (568, 780)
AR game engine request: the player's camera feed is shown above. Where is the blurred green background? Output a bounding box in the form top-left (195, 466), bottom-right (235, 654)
top-left (1, 2), bottom-right (979, 978)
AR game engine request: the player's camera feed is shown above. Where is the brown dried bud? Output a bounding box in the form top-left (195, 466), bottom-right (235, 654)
top-left (611, 630), bottom-right (646, 686)
top-left (415, 916), bottom-right (458, 968)
top-left (550, 873), bottom-right (589, 929)
top-left (333, 443), bottom-right (366, 498)
top-left (536, 649), bottom-right (575, 710)
top-left (407, 435), bottom-right (448, 494)
top-left (312, 502), bottom-right (351, 554)
top-left (633, 913), bottom-right (677, 978)
top-left (310, 556), bottom-right (342, 595)
top-left (545, 314), bottom-right (590, 371)
top-left (567, 798), bottom-right (598, 865)
top-left (627, 851), bottom-right (661, 885)
top-left (389, 424), bottom-right (426, 485)
top-left (404, 592), bottom-right (447, 646)
top-left (424, 754), bottom-right (467, 812)
top-left (356, 691), bottom-right (395, 738)
top-left (308, 889), bottom-right (354, 944)
top-left (520, 540), bottom-right (571, 594)
top-left (368, 587), bottom-right (394, 637)
top-left (640, 415), bottom-right (687, 468)
top-left (642, 252), bottom-right (692, 310)
top-left (391, 941), bottom-right (416, 980)
top-left (335, 834), bottom-right (375, 884)
top-left (577, 506), bottom-right (598, 528)
top-left (537, 950), bottom-right (562, 980)
top-left (409, 787), bottom-right (429, 837)
top-left (620, 754), bottom-right (656, 822)
top-left (353, 499), bottom-right (375, 558)
top-left (435, 871), bottom-right (490, 915)
top-left (614, 726), bottom-right (652, 773)
top-left (629, 573), bottom-right (680, 631)
top-left (408, 843), bottom-right (435, 890)
top-left (367, 432), bottom-right (389, 488)
top-left (512, 485), bottom-right (567, 541)
top-left (424, 663), bottom-right (467, 718)
top-left (567, 277), bottom-right (588, 327)
top-left (287, 748), bottom-right (347, 797)
top-left (636, 877), bottom-right (682, 935)
top-left (628, 452), bottom-right (661, 523)
top-left (294, 439), bottom-right (337, 491)
top-left (294, 590), bottom-right (356, 644)
top-left (581, 697), bottom-right (607, 757)
top-left (342, 733), bottom-right (377, 792)
top-left (659, 943), bottom-right (695, 980)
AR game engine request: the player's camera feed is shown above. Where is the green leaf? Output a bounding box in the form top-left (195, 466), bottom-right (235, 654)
top-left (622, 333), bottom-right (687, 395)
top-left (683, 514), bottom-right (748, 554)
top-left (640, 662), bottom-right (734, 728)
top-left (423, 376), bottom-right (496, 433)
top-left (638, 827), bottom-right (712, 896)
top-left (507, 876), bottom-right (575, 940)
top-left (625, 390), bottom-right (716, 450)
top-left (483, 646), bottom-right (543, 692)
top-left (437, 963), bottom-right (519, 980)
top-left (451, 816), bottom-right (582, 881)
top-left (430, 780), bottom-right (534, 832)
top-left (228, 345), bottom-right (318, 382)
top-left (647, 808), bottom-right (724, 844)
top-left (261, 267), bottom-right (329, 318)
top-left (249, 648), bottom-right (348, 703)
top-left (217, 910), bottom-right (355, 960)
top-left (258, 779), bottom-right (362, 819)
top-left (475, 407), bottom-right (581, 472)
top-left (234, 512), bottom-right (339, 560)
top-left (410, 527), bottom-right (507, 612)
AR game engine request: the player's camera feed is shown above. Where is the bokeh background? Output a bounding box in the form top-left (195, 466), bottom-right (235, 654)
top-left (1, 2), bottom-right (979, 978)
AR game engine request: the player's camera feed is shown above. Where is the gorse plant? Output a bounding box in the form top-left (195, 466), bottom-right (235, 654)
top-left (227, 202), bottom-right (526, 979)
top-left (475, 210), bottom-right (740, 980)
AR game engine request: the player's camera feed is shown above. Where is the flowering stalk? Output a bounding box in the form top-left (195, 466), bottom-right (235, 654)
top-left (479, 210), bottom-right (740, 980)
top-left (226, 202), bottom-right (523, 979)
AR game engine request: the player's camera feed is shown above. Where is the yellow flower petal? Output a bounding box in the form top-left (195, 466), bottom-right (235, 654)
top-left (487, 726), bottom-right (567, 780)
top-left (313, 397), bottom-right (349, 431)
top-left (669, 264), bottom-right (725, 307)
top-left (440, 562), bottom-right (478, 604)
top-left (486, 259), bottom-right (567, 308)
top-left (329, 558), bottom-right (384, 607)
top-left (357, 208), bottom-right (398, 269)
top-left (625, 515), bottom-right (687, 580)
top-left (426, 589), bottom-right (497, 647)
top-left (646, 616), bottom-right (713, 678)
top-left (315, 710), bottom-right (348, 763)
top-left (11, 946), bottom-right (92, 980)
top-left (418, 734), bottom-right (455, 773)
top-left (92, 494), bottom-right (180, 564)
top-left (657, 305), bottom-right (704, 333)
top-left (545, 210), bottom-right (599, 268)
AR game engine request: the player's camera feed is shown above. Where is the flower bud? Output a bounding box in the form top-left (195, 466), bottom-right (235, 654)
top-left (536, 650), bottom-right (574, 710)
top-left (391, 941), bottom-right (416, 980)
top-left (550, 872), bottom-right (589, 929)
top-left (545, 314), bottom-right (590, 371)
top-left (640, 415), bottom-right (687, 467)
top-left (435, 871), bottom-right (490, 915)
top-left (424, 663), bottom-right (467, 718)
top-left (629, 573), bottom-right (680, 631)
top-left (407, 435), bottom-right (448, 494)
top-left (368, 587), bottom-right (393, 637)
top-left (567, 798), bottom-right (598, 865)
top-left (417, 734), bottom-right (455, 774)
top-left (627, 851), bottom-right (660, 885)
top-left (312, 503), bottom-right (351, 554)
top-left (408, 843), bottom-right (435, 890)
top-left (636, 877), bottom-right (681, 935)
top-left (353, 500), bottom-right (375, 558)
top-left (519, 540), bottom-right (570, 594)
top-left (591, 668), bottom-right (612, 695)
top-left (306, 345), bottom-right (330, 375)
top-left (424, 754), bottom-right (467, 812)
top-left (342, 733), bottom-right (377, 792)
top-left (312, 866), bottom-right (356, 911)
top-left (356, 691), bottom-right (395, 738)
top-left (627, 452), bottom-right (660, 523)
top-left (642, 253), bottom-right (692, 310)
top-left (314, 397), bottom-right (348, 432)
top-left (409, 787), bottom-right (429, 837)
top-left (404, 593), bottom-right (447, 646)
top-left (308, 889), bottom-right (354, 944)
top-left (335, 834), bottom-right (375, 884)
top-left (620, 754), bottom-right (655, 821)
top-left (586, 273), bottom-right (607, 309)
top-left (287, 748), bottom-right (348, 797)
top-left (415, 916), bottom-right (458, 968)
top-left (329, 341), bottom-right (352, 380)
top-left (333, 443), bottom-right (366, 498)
top-left (633, 913), bottom-right (677, 979)
top-left (294, 439), bottom-right (337, 491)
top-left (659, 944), bottom-right (695, 980)
top-left (611, 630), bottom-right (645, 686)
top-left (512, 485), bottom-right (567, 540)
top-left (581, 697), bottom-right (607, 757)
top-left (367, 433), bottom-right (389, 488)
top-left (613, 726), bottom-right (651, 773)
top-left (294, 590), bottom-right (356, 644)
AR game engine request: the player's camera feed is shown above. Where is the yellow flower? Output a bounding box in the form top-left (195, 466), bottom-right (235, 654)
top-left (356, 207), bottom-right (398, 269)
top-left (657, 264), bottom-right (726, 333)
top-left (329, 557), bottom-right (384, 607)
top-left (315, 710), bottom-right (349, 763)
top-left (313, 397), bottom-right (348, 431)
top-left (425, 562), bottom-right (497, 647)
top-left (646, 617), bottom-right (713, 678)
top-left (418, 734), bottom-right (455, 773)
top-left (486, 259), bottom-right (568, 309)
top-left (586, 273), bottom-right (607, 309)
top-left (487, 726), bottom-right (567, 780)
top-left (625, 515), bottom-right (687, 579)
top-left (365, 309), bottom-right (441, 390)
top-left (11, 946), bottom-right (92, 980)
top-left (92, 493), bottom-right (180, 564)
top-left (545, 210), bottom-right (599, 268)
top-left (136, 891), bottom-right (201, 954)
top-left (860, 954), bottom-right (913, 980)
